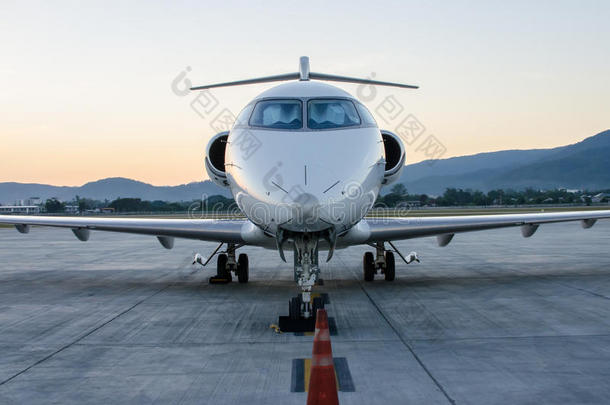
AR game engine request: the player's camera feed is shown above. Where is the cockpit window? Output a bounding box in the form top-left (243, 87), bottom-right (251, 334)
top-left (307, 99), bottom-right (361, 129)
top-left (235, 103), bottom-right (255, 126)
top-left (249, 99), bottom-right (303, 129)
top-left (356, 102), bottom-right (377, 126)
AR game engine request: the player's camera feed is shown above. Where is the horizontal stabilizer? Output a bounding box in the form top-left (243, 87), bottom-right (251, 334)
top-left (308, 72), bottom-right (418, 89)
top-left (190, 73), bottom-right (299, 91)
top-left (190, 56), bottom-right (418, 91)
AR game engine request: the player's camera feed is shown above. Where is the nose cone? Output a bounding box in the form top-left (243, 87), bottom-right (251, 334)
top-left (286, 192), bottom-right (320, 232)
top-left (293, 192), bottom-right (319, 216)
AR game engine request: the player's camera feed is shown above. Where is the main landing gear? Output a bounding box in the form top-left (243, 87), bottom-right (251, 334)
top-left (363, 241), bottom-right (419, 281)
top-left (205, 243), bottom-right (249, 284)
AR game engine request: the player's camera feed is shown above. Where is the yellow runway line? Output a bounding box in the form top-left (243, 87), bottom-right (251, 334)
top-left (303, 358), bottom-right (339, 392)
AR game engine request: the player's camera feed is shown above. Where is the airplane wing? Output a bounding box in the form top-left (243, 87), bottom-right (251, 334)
top-left (0, 215), bottom-right (248, 247)
top-left (365, 210), bottom-right (610, 245)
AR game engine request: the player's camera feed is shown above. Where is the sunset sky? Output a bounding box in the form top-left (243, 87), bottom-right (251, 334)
top-left (1, 0), bottom-right (609, 186)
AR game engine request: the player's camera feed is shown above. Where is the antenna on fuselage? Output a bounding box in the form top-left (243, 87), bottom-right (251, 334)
top-left (299, 56), bottom-right (310, 81)
top-left (189, 56), bottom-right (418, 91)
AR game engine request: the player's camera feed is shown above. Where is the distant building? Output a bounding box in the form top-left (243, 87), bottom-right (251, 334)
top-left (396, 201), bottom-right (421, 208)
top-left (0, 206), bottom-right (41, 214)
top-left (64, 205), bottom-right (79, 214)
top-left (26, 197), bottom-right (42, 206)
top-left (11, 197), bottom-right (43, 207)
top-left (592, 193), bottom-right (610, 203)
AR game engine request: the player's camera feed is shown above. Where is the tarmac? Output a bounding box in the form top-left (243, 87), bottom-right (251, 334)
top-left (1, 221), bottom-right (610, 404)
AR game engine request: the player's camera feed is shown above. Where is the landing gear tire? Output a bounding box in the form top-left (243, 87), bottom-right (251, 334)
top-left (217, 253), bottom-right (231, 281)
top-left (363, 251), bottom-right (375, 282)
top-left (237, 253), bottom-right (249, 283)
top-left (384, 251), bottom-right (395, 281)
top-left (289, 296), bottom-right (301, 320)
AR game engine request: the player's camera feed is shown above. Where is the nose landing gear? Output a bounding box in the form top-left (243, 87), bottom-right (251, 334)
top-left (294, 233), bottom-right (320, 319)
top-left (278, 232), bottom-right (325, 332)
top-left (288, 294), bottom-right (325, 321)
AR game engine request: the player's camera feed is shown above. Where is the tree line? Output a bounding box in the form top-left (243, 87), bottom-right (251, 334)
top-left (43, 195), bottom-right (236, 213)
top-left (37, 185), bottom-right (609, 213)
top-left (375, 184), bottom-right (609, 208)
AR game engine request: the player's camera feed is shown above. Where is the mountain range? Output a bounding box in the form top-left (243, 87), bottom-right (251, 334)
top-left (398, 129), bottom-right (610, 195)
top-left (0, 178), bottom-right (231, 205)
top-left (1, 129), bottom-right (609, 204)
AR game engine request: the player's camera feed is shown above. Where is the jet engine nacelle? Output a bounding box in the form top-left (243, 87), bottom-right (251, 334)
top-left (205, 131), bottom-right (230, 187)
top-left (381, 130), bottom-right (406, 185)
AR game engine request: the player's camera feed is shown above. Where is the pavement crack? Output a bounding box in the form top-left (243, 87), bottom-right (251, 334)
top-left (345, 254), bottom-right (457, 405)
top-left (510, 268), bottom-right (610, 301)
top-left (551, 281), bottom-right (610, 301)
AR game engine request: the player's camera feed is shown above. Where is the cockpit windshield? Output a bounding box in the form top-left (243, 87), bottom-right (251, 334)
top-left (307, 99), bottom-right (361, 129)
top-left (249, 99), bottom-right (303, 129)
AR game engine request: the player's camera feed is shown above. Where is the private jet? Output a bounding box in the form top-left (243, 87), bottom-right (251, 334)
top-left (2, 57), bottom-right (610, 327)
